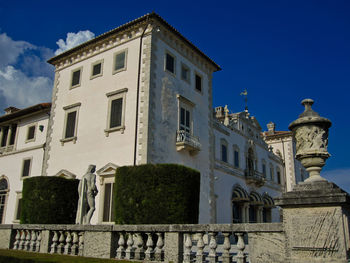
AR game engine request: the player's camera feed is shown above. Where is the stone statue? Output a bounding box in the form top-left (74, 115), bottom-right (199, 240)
top-left (75, 165), bottom-right (98, 225)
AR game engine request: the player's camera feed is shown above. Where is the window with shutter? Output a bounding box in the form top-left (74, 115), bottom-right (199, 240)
top-left (22, 159), bottom-right (31, 178)
top-left (113, 50), bottom-right (127, 73)
top-left (110, 98), bottom-right (123, 128)
top-left (71, 69), bottom-right (81, 87)
top-left (195, 74), bottom-right (202, 92)
top-left (165, 53), bottom-right (175, 73)
top-left (27, 125), bottom-right (35, 141)
top-left (1, 126), bottom-right (9, 147)
top-left (65, 111), bottom-right (77, 139)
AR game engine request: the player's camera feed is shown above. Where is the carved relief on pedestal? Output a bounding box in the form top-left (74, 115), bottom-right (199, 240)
top-left (294, 125), bottom-right (329, 155)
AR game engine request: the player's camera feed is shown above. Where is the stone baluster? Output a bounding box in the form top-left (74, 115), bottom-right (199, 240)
top-left (25, 230), bottom-right (31, 251)
top-left (196, 232), bottom-right (205, 263)
top-left (64, 231), bottom-right (72, 255)
top-left (183, 233), bottom-right (192, 263)
top-left (36, 231), bottom-right (41, 252)
top-left (71, 232), bottom-right (79, 255)
top-left (57, 231), bottom-right (65, 254)
top-left (134, 233), bottom-right (144, 260)
top-left (235, 233), bottom-right (246, 263)
top-left (30, 230), bottom-right (37, 251)
top-left (13, 230), bottom-right (20, 250)
top-left (116, 232), bottom-right (125, 259)
top-left (145, 232), bottom-right (154, 260)
top-left (222, 233), bottom-right (232, 263)
top-left (208, 232), bottom-right (218, 263)
top-left (50, 231), bottom-right (58, 254)
top-left (19, 230), bottom-right (26, 250)
top-left (154, 233), bottom-right (164, 261)
top-left (78, 232), bottom-right (84, 256)
top-left (125, 233), bottom-right (134, 260)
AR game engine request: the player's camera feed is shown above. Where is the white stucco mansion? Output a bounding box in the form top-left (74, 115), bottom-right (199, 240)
top-left (0, 13), bottom-right (307, 225)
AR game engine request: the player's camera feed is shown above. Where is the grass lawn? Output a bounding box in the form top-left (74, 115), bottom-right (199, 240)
top-left (0, 249), bottom-right (133, 263)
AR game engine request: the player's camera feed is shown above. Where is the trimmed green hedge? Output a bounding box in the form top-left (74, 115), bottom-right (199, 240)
top-left (21, 177), bottom-right (79, 224)
top-left (114, 164), bottom-right (200, 224)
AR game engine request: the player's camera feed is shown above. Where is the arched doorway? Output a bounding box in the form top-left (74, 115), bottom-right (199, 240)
top-left (0, 177), bottom-right (9, 224)
top-left (232, 185), bottom-right (249, 223)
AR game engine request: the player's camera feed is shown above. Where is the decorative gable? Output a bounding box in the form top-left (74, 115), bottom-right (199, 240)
top-left (55, 169), bottom-right (77, 179)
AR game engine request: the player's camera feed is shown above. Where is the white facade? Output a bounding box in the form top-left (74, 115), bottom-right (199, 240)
top-left (0, 104), bottom-right (50, 224)
top-left (0, 13), bottom-right (302, 225)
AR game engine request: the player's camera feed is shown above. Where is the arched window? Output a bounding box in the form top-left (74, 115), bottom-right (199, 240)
top-left (0, 177), bottom-right (9, 224)
top-left (262, 193), bottom-right (274, 223)
top-left (232, 185), bottom-right (249, 223)
top-left (249, 191), bottom-right (263, 223)
top-left (233, 145), bottom-right (240, 168)
top-left (220, 139), bottom-right (228, 163)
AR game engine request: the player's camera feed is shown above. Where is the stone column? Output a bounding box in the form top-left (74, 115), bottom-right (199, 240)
top-left (164, 232), bottom-right (183, 263)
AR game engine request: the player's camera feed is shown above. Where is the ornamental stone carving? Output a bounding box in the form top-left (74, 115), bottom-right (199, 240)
top-left (289, 99), bottom-right (331, 182)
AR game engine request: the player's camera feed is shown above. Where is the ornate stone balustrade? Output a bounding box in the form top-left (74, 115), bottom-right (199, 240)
top-left (176, 130), bottom-right (201, 154)
top-left (0, 223), bottom-right (284, 262)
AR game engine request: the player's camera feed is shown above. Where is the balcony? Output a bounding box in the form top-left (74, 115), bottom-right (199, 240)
top-left (176, 130), bottom-right (201, 155)
top-left (244, 169), bottom-right (266, 187)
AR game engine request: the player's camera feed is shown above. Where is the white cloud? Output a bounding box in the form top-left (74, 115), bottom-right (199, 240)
top-left (55, 30), bottom-right (95, 55)
top-left (0, 33), bottom-right (53, 110)
top-left (323, 168), bottom-right (350, 193)
top-left (0, 66), bottom-right (52, 108)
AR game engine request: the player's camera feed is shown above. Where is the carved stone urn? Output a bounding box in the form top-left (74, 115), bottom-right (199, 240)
top-left (288, 99), bottom-right (331, 183)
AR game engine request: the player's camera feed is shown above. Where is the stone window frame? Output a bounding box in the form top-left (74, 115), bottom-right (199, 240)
top-left (60, 102), bottom-right (81, 145)
top-left (70, 67), bottom-right (83, 89)
top-left (181, 62), bottom-right (190, 84)
top-left (177, 94), bottom-right (195, 135)
top-left (0, 123), bottom-right (18, 151)
top-left (220, 138), bottom-right (228, 163)
top-left (25, 123), bottom-right (37, 143)
top-left (20, 157), bottom-right (32, 180)
top-left (194, 71), bottom-right (203, 94)
top-left (164, 50), bottom-right (176, 76)
top-left (113, 49), bottom-right (128, 75)
top-left (13, 191), bottom-right (22, 223)
top-left (233, 144), bottom-right (240, 168)
top-left (105, 88), bottom-right (128, 136)
top-left (0, 175), bottom-right (9, 224)
top-left (90, 59), bottom-right (104, 80)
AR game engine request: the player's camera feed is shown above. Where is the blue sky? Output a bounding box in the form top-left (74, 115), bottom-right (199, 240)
top-left (0, 1), bottom-right (349, 190)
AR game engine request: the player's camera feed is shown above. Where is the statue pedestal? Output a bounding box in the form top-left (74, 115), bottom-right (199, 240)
top-left (275, 181), bottom-right (350, 262)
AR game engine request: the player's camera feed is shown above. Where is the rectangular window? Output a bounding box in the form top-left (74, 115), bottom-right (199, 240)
top-left (65, 111), bottom-right (77, 139)
top-left (180, 107), bottom-right (191, 133)
top-left (27, 125), bottom-right (36, 141)
top-left (234, 150), bottom-right (239, 168)
top-left (1, 126), bottom-right (9, 147)
top-left (102, 183), bottom-right (115, 222)
top-left (277, 171), bottom-right (281, 184)
top-left (181, 64), bottom-right (190, 82)
top-left (165, 53), bottom-right (175, 74)
top-left (195, 74), bottom-right (202, 92)
top-left (110, 98), bottom-right (123, 128)
top-left (105, 88), bottom-right (127, 136)
top-left (114, 50), bottom-right (127, 73)
top-left (15, 198), bottom-right (22, 220)
top-left (22, 159), bottom-right (31, 178)
top-left (221, 144), bottom-right (227, 163)
top-left (262, 164), bottom-right (267, 178)
top-left (9, 124), bottom-right (17, 145)
top-left (93, 63), bottom-right (101, 76)
top-left (71, 68), bottom-right (82, 87)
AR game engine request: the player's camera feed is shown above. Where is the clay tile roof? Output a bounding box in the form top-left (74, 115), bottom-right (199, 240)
top-left (47, 12), bottom-right (221, 71)
top-left (262, 130), bottom-right (292, 139)
top-left (0, 103), bottom-right (51, 123)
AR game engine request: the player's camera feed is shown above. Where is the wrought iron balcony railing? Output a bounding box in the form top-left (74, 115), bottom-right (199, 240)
top-left (176, 130), bottom-right (201, 155)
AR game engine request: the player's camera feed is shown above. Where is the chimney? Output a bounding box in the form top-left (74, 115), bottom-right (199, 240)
top-left (4, 106), bottom-right (20, 115)
top-left (267, 122), bottom-right (276, 134)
